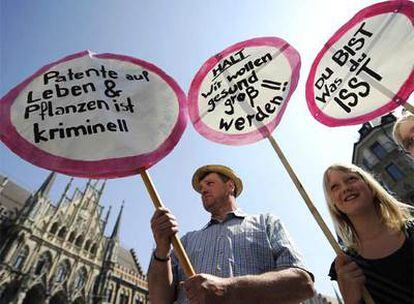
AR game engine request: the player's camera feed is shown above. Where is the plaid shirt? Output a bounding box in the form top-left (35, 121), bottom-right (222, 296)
top-left (171, 210), bottom-right (309, 303)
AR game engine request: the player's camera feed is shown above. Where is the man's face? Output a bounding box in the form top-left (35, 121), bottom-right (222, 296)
top-left (399, 119), bottom-right (414, 157)
top-left (199, 172), bottom-right (233, 212)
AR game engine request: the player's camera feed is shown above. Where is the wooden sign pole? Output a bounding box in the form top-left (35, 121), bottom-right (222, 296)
top-left (267, 135), bottom-right (375, 304)
top-left (140, 169), bottom-right (196, 277)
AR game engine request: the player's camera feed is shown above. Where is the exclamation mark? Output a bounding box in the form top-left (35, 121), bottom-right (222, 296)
top-left (282, 82), bottom-right (288, 92)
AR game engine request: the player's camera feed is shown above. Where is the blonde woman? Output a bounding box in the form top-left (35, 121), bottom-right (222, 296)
top-left (393, 112), bottom-right (414, 157)
top-left (323, 163), bottom-right (413, 304)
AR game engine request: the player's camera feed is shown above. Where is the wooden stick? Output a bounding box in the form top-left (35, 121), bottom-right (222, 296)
top-left (140, 169), bottom-right (196, 278)
top-left (403, 103), bottom-right (414, 114)
top-left (267, 135), bottom-right (375, 304)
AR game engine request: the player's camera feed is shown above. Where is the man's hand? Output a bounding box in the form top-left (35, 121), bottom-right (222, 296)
top-left (150, 207), bottom-right (179, 258)
top-left (183, 274), bottom-right (231, 304)
top-left (335, 253), bottom-right (366, 304)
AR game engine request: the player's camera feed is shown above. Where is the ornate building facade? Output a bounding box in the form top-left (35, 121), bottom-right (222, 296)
top-left (0, 173), bottom-right (148, 304)
top-left (352, 113), bottom-right (414, 206)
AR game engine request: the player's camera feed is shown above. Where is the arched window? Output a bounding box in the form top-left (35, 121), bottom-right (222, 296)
top-left (75, 235), bottom-right (84, 247)
top-left (13, 246), bottom-right (29, 270)
top-left (84, 240), bottom-right (91, 251)
top-left (57, 227), bottom-right (67, 239)
top-left (105, 286), bottom-right (113, 302)
top-left (135, 297), bottom-right (144, 304)
top-left (119, 292), bottom-right (129, 304)
top-left (73, 267), bottom-right (87, 290)
top-left (55, 260), bottom-right (70, 283)
top-left (91, 276), bottom-right (101, 299)
top-left (68, 231), bottom-right (76, 243)
top-left (90, 243), bottom-right (97, 254)
top-left (50, 222), bottom-right (59, 235)
top-left (34, 251), bottom-right (52, 275)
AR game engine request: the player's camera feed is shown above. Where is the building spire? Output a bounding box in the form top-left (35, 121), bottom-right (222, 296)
top-left (35, 171), bottom-right (57, 198)
top-left (19, 171), bottom-right (56, 221)
top-left (96, 180), bottom-right (106, 202)
top-left (81, 178), bottom-right (92, 198)
top-left (78, 178), bottom-right (95, 210)
top-left (103, 205), bottom-right (112, 233)
top-left (110, 201), bottom-right (124, 240)
top-left (100, 180), bottom-right (106, 193)
top-left (57, 177), bottom-right (73, 207)
top-left (0, 176), bottom-right (8, 193)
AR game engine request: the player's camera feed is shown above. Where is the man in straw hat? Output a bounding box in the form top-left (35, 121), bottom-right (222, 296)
top-left (148, 164), bottom-right (314, 304)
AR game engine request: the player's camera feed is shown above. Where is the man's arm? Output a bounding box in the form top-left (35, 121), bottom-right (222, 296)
top-left (148, 254), bottom-right (176, 304)
top-left (184, 267), bottom-right (315, 304)
top-left (148, 208), bottom-right (179, 304)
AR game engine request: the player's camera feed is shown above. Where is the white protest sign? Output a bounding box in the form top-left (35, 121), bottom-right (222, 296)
top-left (0, 51), bottom-right (187, 178)
top-left (306, 0), bottom-right (414, 126)
top-left (188, 37), bottom-right (300, 145)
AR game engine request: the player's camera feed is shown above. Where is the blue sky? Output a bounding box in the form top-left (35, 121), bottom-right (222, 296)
top-left (1, 0), bottom-right (411, 297)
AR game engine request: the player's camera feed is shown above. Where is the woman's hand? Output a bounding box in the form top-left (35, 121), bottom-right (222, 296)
top-left (335, 253), bottom-right (366, 304)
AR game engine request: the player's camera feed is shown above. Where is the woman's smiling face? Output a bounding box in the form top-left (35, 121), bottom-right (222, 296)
top-left (326, 169), bottom-right (375, 217)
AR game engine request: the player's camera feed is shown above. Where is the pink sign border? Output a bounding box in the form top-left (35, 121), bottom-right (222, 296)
top-left (306, 0), bottom-right (414, 127)
top-left (188, 37), bottom-right (301, 145)
top-left (0, 50), bottom-right (187, 178)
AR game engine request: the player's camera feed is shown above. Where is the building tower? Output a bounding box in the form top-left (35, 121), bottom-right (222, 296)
top-left (0, 173), bottom-right (148, 304)
top-left (352, 113), bottom-right (414, 206)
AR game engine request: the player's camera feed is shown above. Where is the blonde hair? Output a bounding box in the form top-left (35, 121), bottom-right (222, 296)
top-left (323, 163), bottom-right (412, 251)
top-left (393, 112), bottom-right (414, 148)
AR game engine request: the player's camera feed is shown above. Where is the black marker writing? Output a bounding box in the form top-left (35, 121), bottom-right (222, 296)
top-left (43, 65), bottom-right (118, 85)
top-left (33, 119), bottom-right (129, 143)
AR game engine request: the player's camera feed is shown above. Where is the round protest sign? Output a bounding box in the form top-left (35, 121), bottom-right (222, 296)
top-left (306, 0), bottom-right (414, 126)
top-left (188, 37), bottom-right (300, 145)
top-left (0, 51), bottom-right (187, 178)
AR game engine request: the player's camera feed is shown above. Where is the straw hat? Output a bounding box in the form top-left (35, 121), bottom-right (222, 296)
top-left (192, 164), bottom-right (243, 197)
